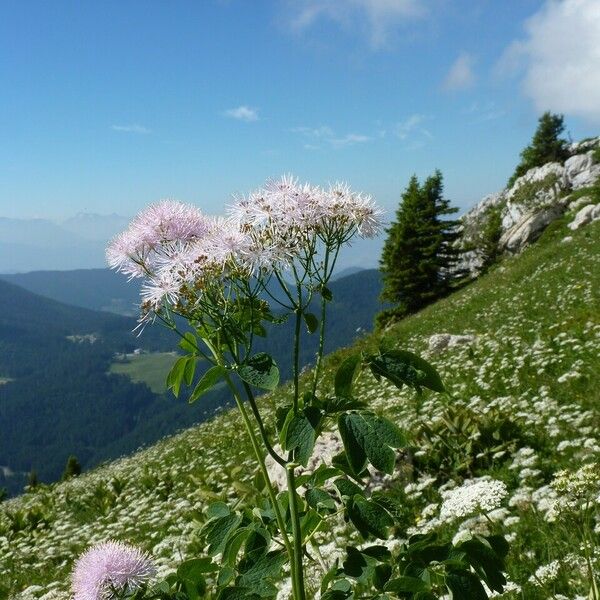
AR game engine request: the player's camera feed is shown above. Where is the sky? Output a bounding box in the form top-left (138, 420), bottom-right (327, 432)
top-left (1, 0), bottom-right (600, 223)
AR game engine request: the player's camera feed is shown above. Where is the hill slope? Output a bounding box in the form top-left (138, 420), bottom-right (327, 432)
top-left (1, 217), bottom-right (598, 598)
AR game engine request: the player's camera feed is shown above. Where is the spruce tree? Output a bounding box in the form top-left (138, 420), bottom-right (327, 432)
top-left (61, 455), bottom-right (82, 480)
top-left (377, 171), bottom-right (463, 328)
top-left (27, 469), bottom-right (39, 489)
top-left (508, 112), bottom-right (569, 187)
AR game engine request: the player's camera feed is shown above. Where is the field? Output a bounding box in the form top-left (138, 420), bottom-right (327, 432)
top-left (109, 352), bottom-right (180, 394)
top-left (1, 217), bottom-right (599, 599)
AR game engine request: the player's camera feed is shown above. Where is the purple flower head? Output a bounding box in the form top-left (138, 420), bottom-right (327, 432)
top-left (72, 540), bottom-right (156, 600)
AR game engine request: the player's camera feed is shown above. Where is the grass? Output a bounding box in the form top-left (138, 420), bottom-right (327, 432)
top-left (1, 218), bottom-right (599, 599)
top-left (109, 351), bottom-right (179, 393)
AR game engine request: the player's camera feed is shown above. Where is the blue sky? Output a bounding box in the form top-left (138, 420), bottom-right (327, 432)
top-left (1, 0), bottom-right (599, 221)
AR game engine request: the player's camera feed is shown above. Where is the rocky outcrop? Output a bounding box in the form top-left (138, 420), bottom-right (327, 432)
top-left (459, 137), bottom-right (600, 274)
top-left (499, 205), bottom-right (564, 253)
top-left (428, 333), bottom-right (477, 354)
top-left (568, 203), bottom-right (600, 231)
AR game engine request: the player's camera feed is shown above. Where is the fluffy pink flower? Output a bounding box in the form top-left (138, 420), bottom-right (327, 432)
top-left (71, 540), bottom-right (156, 600)
top-left (106, 200), bottom-right (212, 278)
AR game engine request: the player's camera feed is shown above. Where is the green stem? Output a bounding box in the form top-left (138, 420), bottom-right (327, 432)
top-left (242, 381), bottom-right (286, 467)
top-left (293, 305), bottom-right (302, 415)
top-left (287, 465), bottom-right (307, 600)
top-left (222, 373), bottom-right (296, 586)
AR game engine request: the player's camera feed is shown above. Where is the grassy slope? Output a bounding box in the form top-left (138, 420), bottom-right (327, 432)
top-left (1, 218), bottom-right (599, 598)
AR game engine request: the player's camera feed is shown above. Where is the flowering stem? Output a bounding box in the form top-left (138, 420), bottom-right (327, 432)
top-left (311, 246), bottom-right (330, 398)
top-left (286, 464), bottom-right (307, 600)
top-left (221, 373), bottom-right (295, 579)
top-left (241, 381), bottom-right (286, 467)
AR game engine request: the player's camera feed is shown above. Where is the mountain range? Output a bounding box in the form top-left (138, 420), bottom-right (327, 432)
top-left (0, 267), bottom-right (384, 496)
top-left (0, 213), bottom-right (381, 273)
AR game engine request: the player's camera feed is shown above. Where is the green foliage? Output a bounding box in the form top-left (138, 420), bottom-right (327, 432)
top-left (475, 205), bottom-right (503, 272)
top-left (568, 183), bottom-right (600, 205)
top-left (508, 112), bottom-right (569, 187)
top-left (378, 171), bottom-right (464, 328)
top-left (593, 145), bottom-right (600, 163)
top-left (509, 172), bottom-right (561, 210)
top-left (318, 530), bottom-right (509, 599)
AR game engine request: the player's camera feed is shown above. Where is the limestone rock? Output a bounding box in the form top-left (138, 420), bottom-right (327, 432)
top-left (567, 195), bottom-right (594, 213)
top-left (428, 333), bottom-right (477, 354)
top-left (564, 151), bottom-right (600, 189)
top-left (499, 205), bottom-right (564, 253)
top-left (568, 204), bottom-right (599, 230)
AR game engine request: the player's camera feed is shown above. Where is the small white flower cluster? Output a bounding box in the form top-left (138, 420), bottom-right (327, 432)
top-left (106, 176), bottom-right (383, 316)
top-left (439, 478), bottom-right (508, 523)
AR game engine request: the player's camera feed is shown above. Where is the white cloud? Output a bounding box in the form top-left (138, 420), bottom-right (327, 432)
top-left (330, 133), bottom-right (372, 147)
top-left (111, 124), bottom-right (151, 134)
top-left (223, 105), bottom-right (259, 122)
top-left (443, 52), bottom-right (475, 91)
top-left (285, 0), bottom-right (427, 48)
top-left (498, 0), bottom-right (600, 124)
top-left (292, 125), bottom-right (371, 148)
top-left (395, 114), bottom-right (431, 139)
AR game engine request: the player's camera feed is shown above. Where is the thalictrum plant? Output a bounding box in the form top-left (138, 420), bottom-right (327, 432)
top-left (93, 175), bottom-right (509, 600)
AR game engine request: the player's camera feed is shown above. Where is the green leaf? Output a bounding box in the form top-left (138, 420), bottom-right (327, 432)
top-left (184, 356), bottom-right (197, 386)
top-left (166, 356), bottom-right (189, 397)
top-left (206, 501), bottom-right (230, 519)
top-left (334, 354), bottom-right (362, 399)
top-left (373, 564), bottom-right (392, 590)
top-left (306, 488), bottom-right (336, 512)
top-left (238, 353), bottom-right (280, 391)
top-left (189, 365), bottom-right (226, 404)
top-left (204, 513), bottom-right (243, 556)
top-left (320, 285), bottom-right (333, 301)
top-left (445, 570), bottom-right (488, 600)
top-left (334, 477), bottom-right (364, 498)
top-left (385, 575), bottom-right (429, 593)
top-left (348, 494), bottom-right (393, 539)
top-left (238, 551), bottom-right (287, 591)
top-left (338, 412), bottom-right (405, 475)
top-left (374, 348), bottom-right (445, 393)
top-left (343, 546), bottom-right (375, 583)
top-left (310, 465), bottom-right (342, 487)
top-left (459, 537), bottom-right (507, 592)
top-left (177, 558), bottom-right (217, 579)
top-left (338, 413), bottom-right (367, 475)
top-left (217, 587), bottom-right (260, 600)
top-left (285, 408), bottom-right (321, 466)
top-left (179, 331), bottom-right (198, 354)
top-left (303, 312), bottom-right (319, 334)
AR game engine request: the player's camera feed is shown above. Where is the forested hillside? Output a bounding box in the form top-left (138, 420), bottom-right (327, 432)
top-left (0, 270), bottom-right (384, 495)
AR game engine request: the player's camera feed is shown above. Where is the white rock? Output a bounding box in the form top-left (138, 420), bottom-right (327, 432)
top-left (568, 204), bottom-right (597, 230)
top-left (565, 151), bottom-right (600, 189)
top-left (499, 205), bottom-right (563, 253)
top-left (428, 333), bottom-right (477, 354)
top-left (568, 195), bottom-right (594, 212)
top-left (561, 236), bottom-right (573, 244)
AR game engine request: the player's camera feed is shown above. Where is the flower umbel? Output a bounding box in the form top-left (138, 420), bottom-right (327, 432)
top-left (72, 540), bottom-right (156, 600)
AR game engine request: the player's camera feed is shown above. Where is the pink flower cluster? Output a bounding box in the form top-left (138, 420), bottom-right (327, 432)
top-left (71, 540), bottom-right (156, 600)
top-left (106, 176), bottom-right (383, 314)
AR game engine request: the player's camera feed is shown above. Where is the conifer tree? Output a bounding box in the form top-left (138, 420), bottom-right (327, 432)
top-left (508, 112), bottom-right (569, 187)
top-left (377, 171), bottom-right (463, 328)
top-left (62, 455), bottom-right (82, 480)
top-left (27, 469), bottom-right (39, 489)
